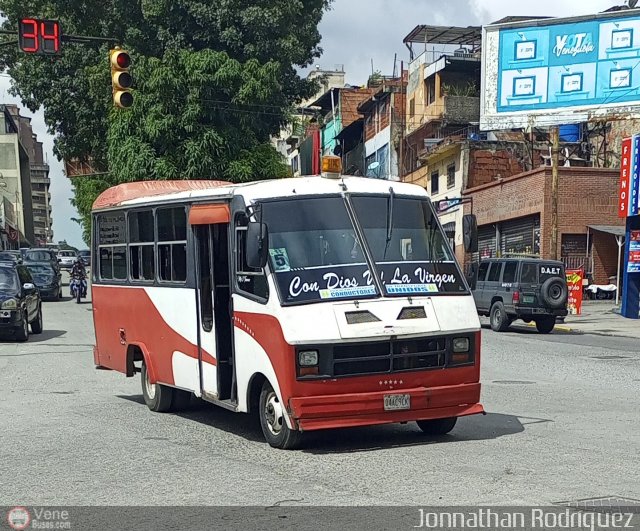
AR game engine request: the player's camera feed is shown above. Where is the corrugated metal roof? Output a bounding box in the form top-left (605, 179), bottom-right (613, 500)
top-left (587, 225), bottom-right (626, 237)
top-left (403, 25), bottom-right (481, 46)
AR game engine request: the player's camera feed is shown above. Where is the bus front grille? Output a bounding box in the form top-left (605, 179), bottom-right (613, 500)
top-left (331, 337), bottom-right (447, 377)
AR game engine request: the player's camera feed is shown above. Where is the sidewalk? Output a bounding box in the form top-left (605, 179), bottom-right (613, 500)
top-left (555, 301), bottom-right (640, 338)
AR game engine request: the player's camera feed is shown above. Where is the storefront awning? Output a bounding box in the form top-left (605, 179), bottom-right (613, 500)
top-left (587, 225), bottom-right (625, 237)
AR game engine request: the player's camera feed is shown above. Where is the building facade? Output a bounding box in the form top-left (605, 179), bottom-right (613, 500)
top-left (357, 75), bottom-right (406, 180)
top-left (0, 106), bottom-right (34, 247)
top-left (465, 167), bottom-right (623, 284)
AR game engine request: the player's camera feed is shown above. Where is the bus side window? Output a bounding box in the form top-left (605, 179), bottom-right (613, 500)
top-left (235, 219), bottom-right (268, 301)
top-left (96, 211), bottom-right (126, 281)
top-left (157, 207), bottom-right (187, 283)
top-left (129, 210), bottom-right (155, 282)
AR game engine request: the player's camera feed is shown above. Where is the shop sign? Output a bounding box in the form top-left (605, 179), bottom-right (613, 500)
top-left (628, 230), bottom-right (640, 273)
top-left (566, 268), bottom-right (584, 315)
top-left (618, 137), bottom-right (632, 218)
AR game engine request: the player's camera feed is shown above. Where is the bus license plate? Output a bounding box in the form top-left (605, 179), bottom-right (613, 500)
top-left (384, 394), bottom-right (410, 411)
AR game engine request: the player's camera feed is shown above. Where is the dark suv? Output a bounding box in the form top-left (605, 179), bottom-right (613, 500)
top-left (469, 258), bottom-right (569, 334)
top-left (0, 262), bottom-right (43, 341)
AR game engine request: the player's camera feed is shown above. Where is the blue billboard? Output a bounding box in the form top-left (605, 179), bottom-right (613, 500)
top-left (497, 16), bottom-right (640, 112)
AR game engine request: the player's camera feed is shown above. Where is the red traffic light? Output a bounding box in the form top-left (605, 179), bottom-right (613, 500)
top-left (116, 53), bottom-right (130, 69)
top-left (110, 50), bottom-right (131, 70)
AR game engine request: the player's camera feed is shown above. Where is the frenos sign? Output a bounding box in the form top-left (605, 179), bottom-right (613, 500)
top-left (553, 32), bottom-right (595, 58)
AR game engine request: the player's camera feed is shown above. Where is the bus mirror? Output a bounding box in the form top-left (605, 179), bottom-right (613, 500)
top-left (463, 214), bottom-right (478, 253)
top-left (246, 222), bottom-right (269, 269)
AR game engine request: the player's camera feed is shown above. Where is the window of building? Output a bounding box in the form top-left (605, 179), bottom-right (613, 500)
top-left (561, 234), bottom-right (587, 256)
top-left (157, 207), bottom-right (187, 282)
top-left (426, 76), bottom-right (436, 105)
top-left (487, 262), bottom-right (503, 282)
top-left (430, 171), bottom-right (439, 195)
top-left (97, 211), bottom-right (127, 281)
top-left (409, 98), bottom-right (415, 118)
top-left (129, 210), bottom-right (155, 282)
top-left (380, 100), bottom-right (388, 118)
top-left (503, 261), bottom-right (518, 283)
top-left (447, 163), bottom-right (456, 189)
top-left (235, 214), bottom-right (268, 300)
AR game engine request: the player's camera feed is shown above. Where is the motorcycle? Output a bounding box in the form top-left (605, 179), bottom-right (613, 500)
top-left (69, 274), bottom-right (87, 304)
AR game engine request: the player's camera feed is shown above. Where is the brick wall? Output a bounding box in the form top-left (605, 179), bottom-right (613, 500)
top-left (467, 149), bottom-right (525, 189)
top-left (465, 169), bottom-right (546, 227)
top-left (592, 232), bottom-right (620, 286)
top-left (340, 89), bottom-right (375, 129)
top-left (543, 167), bottom-right (620, 268)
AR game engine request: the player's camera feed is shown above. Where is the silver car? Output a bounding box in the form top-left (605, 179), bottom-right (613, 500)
top-left (57, 250), bottom-right (77, 270)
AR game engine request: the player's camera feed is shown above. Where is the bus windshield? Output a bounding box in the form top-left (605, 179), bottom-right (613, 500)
top-left (261, 194), bottom-right (466, 305)
top-left (262, 196), bottom-right (377, 304)
top-left (351, 195), bottom-right (466, 296)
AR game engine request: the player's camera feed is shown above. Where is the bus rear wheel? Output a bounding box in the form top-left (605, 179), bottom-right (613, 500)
top-left (141, 362), bottom-right (173, 412)
top-left (259, 381), bottom-right (302, 450)
top-left (416, 417), bottom-right (457, 436)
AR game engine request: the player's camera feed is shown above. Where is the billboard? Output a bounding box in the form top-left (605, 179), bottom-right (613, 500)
top-left (481, 10), bottom-right (640, 130)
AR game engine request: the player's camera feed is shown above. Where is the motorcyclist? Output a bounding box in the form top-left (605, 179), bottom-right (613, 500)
top-left (70, 257), bottom-right (87, 297)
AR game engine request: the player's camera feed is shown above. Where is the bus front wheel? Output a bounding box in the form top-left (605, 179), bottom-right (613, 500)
top-left (141, 362), bottom-right (173, 412)
top-left (259, 381), bottom-right (302, 450)
top-left (416, 417), bottom-right (457, 436)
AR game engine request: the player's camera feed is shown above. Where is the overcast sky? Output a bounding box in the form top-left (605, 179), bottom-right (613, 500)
top-left (0, 0), bottom-right (622, 248)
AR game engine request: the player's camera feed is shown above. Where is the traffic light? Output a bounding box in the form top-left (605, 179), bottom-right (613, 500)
top-left (110, 49), bottom-right (133, 108)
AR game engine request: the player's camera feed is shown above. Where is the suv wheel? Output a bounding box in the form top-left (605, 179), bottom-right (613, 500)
top-left (540, 277), bottom-right (568, 309)
top-left (490, 301), bottom-right (511, 332)
top-left (535, 316), bottom-right (555, 334)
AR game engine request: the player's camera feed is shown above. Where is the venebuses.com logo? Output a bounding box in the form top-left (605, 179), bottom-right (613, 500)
top-left (7, 507), bottom-right (31, 530)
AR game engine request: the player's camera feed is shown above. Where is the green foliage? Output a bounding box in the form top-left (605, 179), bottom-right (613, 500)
top-left (441, 80), bottom-right (479, 97)
top-left (0, 0), bottom-right (331, 242)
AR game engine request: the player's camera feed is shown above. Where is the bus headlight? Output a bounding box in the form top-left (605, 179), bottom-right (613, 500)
top-left (452, 337), bottom-right (469, 353)
top-left (298, 350), bottom-right (319, 366)
top-left (450, 337), bottom-right (473, 366)
top-left (1, 298), bottom-right (17, 310)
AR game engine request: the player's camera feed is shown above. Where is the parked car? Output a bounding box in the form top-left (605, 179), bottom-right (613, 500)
top-left (469, 258), bottom-right (569, 334)
top-left (57, 249), bottom-right (77, 270)
top-left (0, 251), bottom-right (22, 264)
top-left (77, 249), bottom-right (91, 267)
top-left (0, 262), bottom-right (43, 341)
top-left (25, 261), bottom-right (62, 300)
top-left (23, 248), bottom-right (61, 274)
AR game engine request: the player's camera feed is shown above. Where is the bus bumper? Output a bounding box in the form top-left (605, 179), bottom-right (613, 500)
top-left (288, 382), bottom-right (483, 432)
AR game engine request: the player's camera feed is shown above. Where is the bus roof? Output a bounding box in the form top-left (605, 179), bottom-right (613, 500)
top-left (92, 176), bottom-right (428, 211)
top-left (92, 180), bottom-right (230, 210)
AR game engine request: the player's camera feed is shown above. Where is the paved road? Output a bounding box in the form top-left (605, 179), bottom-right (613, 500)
top-left (1, 283), bottom-right (639, 507)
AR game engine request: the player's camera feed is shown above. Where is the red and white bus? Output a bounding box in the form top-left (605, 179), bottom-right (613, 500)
top-left (91, 160), bottom-right (483, 448)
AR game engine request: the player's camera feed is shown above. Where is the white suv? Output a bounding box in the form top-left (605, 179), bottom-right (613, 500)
top-left (57, 250), bottom-right (77, 270)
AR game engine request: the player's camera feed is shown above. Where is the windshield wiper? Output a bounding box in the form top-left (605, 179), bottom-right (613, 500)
top-left (383, 187), bottom-right (395, 260)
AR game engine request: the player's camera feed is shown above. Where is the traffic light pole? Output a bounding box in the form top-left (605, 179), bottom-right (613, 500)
top-left (0, 27), bottom-right (117, 47)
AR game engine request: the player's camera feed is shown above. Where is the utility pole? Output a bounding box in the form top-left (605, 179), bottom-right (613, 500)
top-left (550, 126), bottom-right (560, 261)
top-left (399, 60), bottom-right (405, 181)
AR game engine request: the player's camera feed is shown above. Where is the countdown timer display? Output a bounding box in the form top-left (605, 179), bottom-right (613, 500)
top-left (19, 19), bottom-right (61, 55)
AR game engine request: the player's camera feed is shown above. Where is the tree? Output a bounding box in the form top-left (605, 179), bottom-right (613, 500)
top-left (0, 0), bottom-right (331, 241)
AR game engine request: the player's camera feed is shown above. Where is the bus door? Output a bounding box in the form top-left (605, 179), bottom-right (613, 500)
top-left (190, 204), bottom-right (235, 403)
